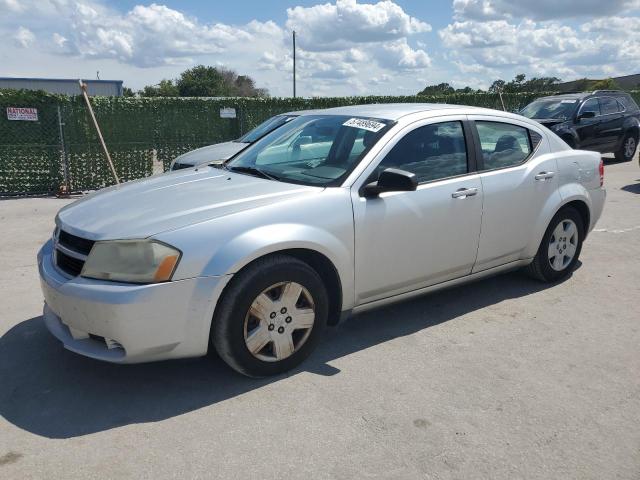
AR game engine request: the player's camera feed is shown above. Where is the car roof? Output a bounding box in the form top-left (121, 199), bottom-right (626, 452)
top-left (536, 93), bottom-right (589, 101)
top-left (281, 109), bottom-right (318, 116)
top-left (536, 90), bottom-right (630, 102)
top-left (293, 103), bottom-right (498, 121)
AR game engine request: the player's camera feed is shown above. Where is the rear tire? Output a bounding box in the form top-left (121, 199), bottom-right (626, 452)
top-left (615, 132), bottom-right (637, 162)
top-left (211, 254), bottom-right (328, 377)
top-left (526, 207), bottom-right (584, 282)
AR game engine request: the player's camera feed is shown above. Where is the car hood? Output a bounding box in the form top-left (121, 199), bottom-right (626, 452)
top-left (56, 168), bottom-right (321, 240)
top-left (173, 141), bottom-right (248, 166)
top-left (533, 118), bottom-right (566, 128)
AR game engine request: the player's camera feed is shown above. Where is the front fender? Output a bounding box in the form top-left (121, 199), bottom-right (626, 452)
top-left (554, 126), bottom-right (579, 147)
top-left (204, 223), bottom-right (354, 310)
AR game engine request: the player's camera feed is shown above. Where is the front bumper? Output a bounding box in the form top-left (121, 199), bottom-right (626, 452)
top-left (38, 239), bottom-right (231, 363)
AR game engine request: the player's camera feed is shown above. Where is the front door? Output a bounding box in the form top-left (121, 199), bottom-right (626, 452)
top-left (351, 118), bottom-right (483, 305)
top-left (575, 97), bottom-right (601, 150)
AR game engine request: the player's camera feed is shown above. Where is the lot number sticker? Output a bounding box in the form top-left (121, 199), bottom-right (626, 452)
top-left (343, 118), bottom-right (386, 132)
top-left (7, 107), bottom-right (38, 121)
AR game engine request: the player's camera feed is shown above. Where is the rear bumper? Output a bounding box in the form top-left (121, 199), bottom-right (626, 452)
top-left (588, 187), bottom-right (606, 234)
top-left (38, 239), bottom-right (231, 363)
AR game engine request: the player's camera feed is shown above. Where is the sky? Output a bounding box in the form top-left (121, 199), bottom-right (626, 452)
top-left (2, 0), bottom-right (640, 97)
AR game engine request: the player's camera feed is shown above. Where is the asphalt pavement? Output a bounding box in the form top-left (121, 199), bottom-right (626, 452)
top-left (1, 157), bottom-right (639, 479)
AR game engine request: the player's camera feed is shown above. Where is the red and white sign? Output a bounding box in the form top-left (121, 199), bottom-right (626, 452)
top-left (7, 107), bottom-right (38, 121)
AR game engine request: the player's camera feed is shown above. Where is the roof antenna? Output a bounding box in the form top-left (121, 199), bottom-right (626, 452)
top-left (96, 70), bottom-right (100, 80)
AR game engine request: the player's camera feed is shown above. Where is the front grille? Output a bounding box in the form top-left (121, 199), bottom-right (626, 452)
top-left (55, 249), bottom-right (85, 277)
top-left (54, 230), bottom-right (95, 277)
top-left (58, 230), bottom-right (95, 255)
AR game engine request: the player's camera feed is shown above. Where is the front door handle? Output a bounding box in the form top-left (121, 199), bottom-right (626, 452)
top-left (535, 171), bottom-right (555, 181)
top-left (451, 187), bottom-right (478, 198)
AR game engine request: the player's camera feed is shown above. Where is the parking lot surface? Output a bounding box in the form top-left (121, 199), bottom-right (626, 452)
top-left (1, 158), bottom-right (639, 479)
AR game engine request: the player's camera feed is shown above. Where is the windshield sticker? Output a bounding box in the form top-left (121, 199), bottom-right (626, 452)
top-left (560, 100), bottom-right (578, 103)
top-left (343, 118), bottom-right (386, 132)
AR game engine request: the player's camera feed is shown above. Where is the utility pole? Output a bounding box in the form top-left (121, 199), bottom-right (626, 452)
top-left (292, 30), bottom-right (297, 98)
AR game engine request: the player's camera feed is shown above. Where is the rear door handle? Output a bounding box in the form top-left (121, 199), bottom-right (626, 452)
top-left (535, 171), bottom-right (555, 181)
top-left (451, 187), bottom-right (478, 198)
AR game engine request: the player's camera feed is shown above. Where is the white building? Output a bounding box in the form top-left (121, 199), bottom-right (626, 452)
top-left (0, 77), bottom-right (124, 96)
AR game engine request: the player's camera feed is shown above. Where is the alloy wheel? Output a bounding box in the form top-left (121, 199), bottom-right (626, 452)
top-left (624, 137), bottom-right (636, 159)
top-left (243, 281), bottom-right (315, 362)
top-left (548, 219), bottom-right (578, 271)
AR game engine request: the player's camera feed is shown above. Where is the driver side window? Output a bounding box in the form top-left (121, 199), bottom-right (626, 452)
top-left (375, 121), bottom-right (468, 184)
top-left (579, 98), bottom-right (601, 117)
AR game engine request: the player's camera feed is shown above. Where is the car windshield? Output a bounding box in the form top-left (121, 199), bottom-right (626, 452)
top-left (226, 115), bottom-right (393, 186)
top-left (519, 99), bottom-right (579, 120)
top-left (236, 115), bottom-right (297, 143)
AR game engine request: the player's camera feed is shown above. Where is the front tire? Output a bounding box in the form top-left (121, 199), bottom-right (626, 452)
top-left (526, 207), bottom-right (584, 282)
top-left (615, 132), bottom-right (637, 162)
top-left (211, 254), bottom-right (328, 377)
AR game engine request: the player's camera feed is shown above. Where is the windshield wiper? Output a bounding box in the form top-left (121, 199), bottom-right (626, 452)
top-left (226, 165), bottom-right (280, 181)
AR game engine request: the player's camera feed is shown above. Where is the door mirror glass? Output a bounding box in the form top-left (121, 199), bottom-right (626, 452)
top-left (362, 168), bottom-right (418, 197)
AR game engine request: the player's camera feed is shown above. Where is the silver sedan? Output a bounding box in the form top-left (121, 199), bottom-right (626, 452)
top-left (38, 104), bottom-right (606, 376)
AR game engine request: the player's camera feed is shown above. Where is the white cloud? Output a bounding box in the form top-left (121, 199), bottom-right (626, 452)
top-left (1, 0), bottom-right (23, 12)
top-left (453, 0), bottom-right (640, 21)
top-left (375, 39), bottom-right (431, 69)
top-left (13, 26), bottom-right (35, 48)
top-left (285, 0), bottom-right (430, 51)
top-left (439, 16), bottom-right (632, 81)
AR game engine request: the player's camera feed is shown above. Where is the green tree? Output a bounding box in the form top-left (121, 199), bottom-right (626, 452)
top-left (139, 65), bottom-right (268, 98)
top-left (591, 78), bottom-right (620, 90)
top-left (176, 66), bottom-right (229, 97)
top-left (418, 82), bottom-right (455, 96)
top-left (140, 79), bottom-right (179, 97)
top-left (489, 79), bottom-right (506, 93)
top-left (122, 87), bottom-right (135, 97)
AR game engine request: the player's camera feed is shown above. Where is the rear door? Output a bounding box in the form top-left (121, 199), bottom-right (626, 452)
top-left (596, 96), bottom-right (625, 150)
top-left (469, 116), bottom-right (562, 271)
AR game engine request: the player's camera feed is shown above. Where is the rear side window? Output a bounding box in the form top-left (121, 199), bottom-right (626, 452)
top-left (376, 121), bottom-right (468, 183)
top-left (617, 94), bottom-right (638, 111)
top-left (476, 121), bottom-right (532, 170)
top-left (599, 97), bottom-right (621, 115)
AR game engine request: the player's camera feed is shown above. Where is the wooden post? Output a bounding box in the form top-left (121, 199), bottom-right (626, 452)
top-left (498, 88), bottom-right (506, 111)
top-left (79, 80), bottom-right (120, 184)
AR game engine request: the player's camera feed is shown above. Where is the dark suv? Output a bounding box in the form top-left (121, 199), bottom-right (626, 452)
top-left (520, 90), bottom-right (640, 161)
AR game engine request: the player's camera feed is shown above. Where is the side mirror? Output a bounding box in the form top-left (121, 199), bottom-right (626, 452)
top-left (362, 168), bottom-right (418, 198)
top-left (578, 111), bottom-right (596, 120)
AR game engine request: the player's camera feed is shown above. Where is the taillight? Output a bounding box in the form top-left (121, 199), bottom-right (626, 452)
top-left (599, 159), bottom-right (604, 186)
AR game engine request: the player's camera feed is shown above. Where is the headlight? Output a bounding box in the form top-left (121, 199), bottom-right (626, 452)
top-left (81, 240), bottom-right (181, 284)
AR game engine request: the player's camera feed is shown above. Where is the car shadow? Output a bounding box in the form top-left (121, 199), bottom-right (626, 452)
top-left (621, 182), bottom-right (640, 194)
top-left (0, 270), bottom-right (570, 439)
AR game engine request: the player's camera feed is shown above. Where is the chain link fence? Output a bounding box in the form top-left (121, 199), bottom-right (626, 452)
top-left (4, 90), bottom-right (633, 196)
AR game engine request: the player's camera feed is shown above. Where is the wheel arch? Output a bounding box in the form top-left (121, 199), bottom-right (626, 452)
top-left (524, 193), bottom-right (591, 259)
top-left (221, 248), bottom-right (344, 326)
top-left (561, 199), bottom-right (590, 237)
top-left (202, 223), bottom-right (353, 323)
